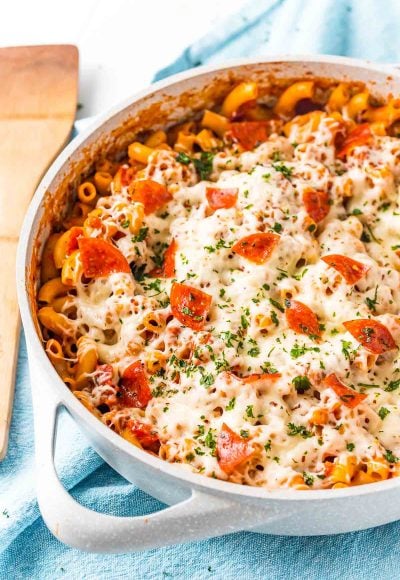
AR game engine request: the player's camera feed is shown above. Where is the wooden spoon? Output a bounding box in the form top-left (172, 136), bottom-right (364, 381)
top-left (0, 45), bottom-right (79, 459)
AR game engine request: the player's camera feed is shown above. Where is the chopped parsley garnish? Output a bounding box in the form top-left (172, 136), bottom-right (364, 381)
top-left (204, 238), bottom-right (234, 253)
top-left (240, 313), bottom-right (249, 329)
top-left (194, 426), bottom-right (217, 455)
top-left (260, 361), bottom-right (279, 374)
top-left (293, 268), bottom-right (308, 281)
top-left (176, 152), bottom-right (191, 165)
top-left (378, 407), bottom-right (390, 420)
top-left (131, 227), bottom-right (149, 243)
top-left (226, 397), bottom-right (236, 411)
top-left (273, 222), bottom-right (282, 233)
top-left (384, 449), bottom-right (399, 464)
top-left (302, 472), bottom-right (314, 486)
top-left (292, 375), bottom-right (311, 394)
top-left (346, 442), bottom-right (355, 452)
top-left (276, 268), bottom-right (288, 280)
top-left (194, 425), bottom-right (205, 439)
top-left (193, 151), bottom-right (215, 180)
top-left (358, 383), bottom-right (379, 388)
top-left (264, 440), bottom-right (272, 452)
top-left (246, 405), bottom-right (254, 418)
top-left (220, 331), bottom-right (242, 348)
top-left (352, 208), bottom-right (363, 215)
top-left (287, 423), bottom-right (312, 439)
top-left (365, 286), bottom-right (379, 312)
top-left (176, 151), bottom-right (214, 180)
top-left (121, 219), bottom-right (130, 229)
top-left (143, 278), bottom-right (163, 296)
top-left (200, 372), bottom-right (214, 387)
top-left (341, 340), bottom-right (354, 361)
top-left (214, 352), bottom-right (230, 372)
top-left (248, 345), bottom-right (260, 357)
top-left (271, 310), bottom-right (279, 326)
top-left (273, 162), bottom-right (293, 180)
top-left (269, 298), bottom-right (284, 313)
top-left (386, 378), bottom-right (400, 392)
top-left (204, 429), bottom-right (217, 451)
top-left (181, 306), bottom-right (203, 321)
top-left (240, 429), bottom-right (249, 438)
top-left (290, 343), bottom-right (320, 359)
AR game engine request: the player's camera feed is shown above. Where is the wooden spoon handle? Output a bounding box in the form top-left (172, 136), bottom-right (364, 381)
top-left (0, 45), bottom-right (78, 459)
top-left (0, 242), bottom-right (21, 458)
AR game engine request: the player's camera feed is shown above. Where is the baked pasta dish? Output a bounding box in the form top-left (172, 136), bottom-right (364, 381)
top-left (38, 78), bottom-right (400, 490)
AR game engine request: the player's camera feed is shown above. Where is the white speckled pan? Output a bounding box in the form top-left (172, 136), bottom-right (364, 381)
top-left (17, 55), bottom-right (400, 553)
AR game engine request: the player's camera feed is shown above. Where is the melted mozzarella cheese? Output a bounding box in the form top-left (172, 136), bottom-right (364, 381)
top-left (71, 126), bottom-right (400, 489)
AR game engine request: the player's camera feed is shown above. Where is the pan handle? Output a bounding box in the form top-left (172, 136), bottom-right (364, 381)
top-left (31, 359), bottom-right (280, 553)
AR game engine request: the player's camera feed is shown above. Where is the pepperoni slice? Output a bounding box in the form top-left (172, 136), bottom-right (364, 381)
top-left (229, 121), bottom-right (273, 150)
top-left (217, 423), bottom-right (254, 474)
top-left (337, 124), bottom-right (373, 160)
top-left (129, 179), bottom-right (172, 214)
top-left (343, 319), bottom-right (396, 354)
top-left (241, 372), bottom-right (282, 383)
top-left (119, 361), bottom-right (152, 408)
top-left (226, 371), bottom-right (281, 384)
top-left (285, 299), bottom-right (321, 338)
top-left (65, 227), bottom-right (84, 256)
top-left (232, 233), bottom-right (279, 264)
top-left (303, 189), bottom-right (330, 223)
top-left (170, 282), bottom-right (212, 331)
top-left (127, 420), bottom-right (160, 453)
top-left (321, 254), bottom-right (369, 285)
top-left (78, 237), bottom-right (130, 278)
top-left (206, 187), bottom-right (238, 211)
top-left (323, 373), bottom-right (367, 408)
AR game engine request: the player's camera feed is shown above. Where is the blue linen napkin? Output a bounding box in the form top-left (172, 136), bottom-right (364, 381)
top-left (3, 1), bottom-right (400, 577)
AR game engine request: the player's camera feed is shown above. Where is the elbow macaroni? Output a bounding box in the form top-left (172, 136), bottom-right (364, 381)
top-left (221, 81), bottom-right (258, 117)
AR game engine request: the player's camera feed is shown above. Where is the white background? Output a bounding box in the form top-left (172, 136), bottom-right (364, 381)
top-left (0, 0), bottom-right (247, 118)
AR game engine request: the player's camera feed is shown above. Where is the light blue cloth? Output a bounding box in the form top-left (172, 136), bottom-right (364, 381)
top-left (3, 1), bottom-right (400, 577)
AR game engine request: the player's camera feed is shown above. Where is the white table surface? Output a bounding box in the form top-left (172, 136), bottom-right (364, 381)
top-left (0, 0), bottom-right (247, 119)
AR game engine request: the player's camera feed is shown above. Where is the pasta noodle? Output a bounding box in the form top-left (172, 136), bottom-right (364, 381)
top-left (78, 182), bottom-right (97, 204)
top-left (94, 171), bottom-right (113, 195)
top-left (221, 81), bottom-right (258, 117)
top-left (274, 81), bottom-right (314, 116)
